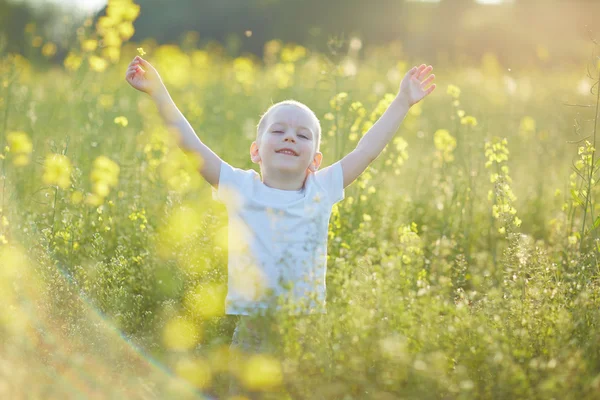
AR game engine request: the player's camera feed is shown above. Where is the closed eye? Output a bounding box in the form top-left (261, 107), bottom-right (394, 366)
top-left (272, 130), bottom-right (309, 139)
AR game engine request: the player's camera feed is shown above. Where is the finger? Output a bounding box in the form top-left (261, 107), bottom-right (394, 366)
top-left (126, 66), bottom-right (141, 79)
top-left (421, 74), bottom-right (435, 86)
top-left (135, 56), bottom-right (149, 67)
top-left (419, 65), bottom-right (433, 79)
top-left (425, 84), bottom-right (436, 95)
top-left (129, 65), bottom-right (144, 75)
top-left (406, 66), bottom-right (418, 76)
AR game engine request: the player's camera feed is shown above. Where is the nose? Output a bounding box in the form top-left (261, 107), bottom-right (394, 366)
top-left (283, 133), bottom-right (296, 143)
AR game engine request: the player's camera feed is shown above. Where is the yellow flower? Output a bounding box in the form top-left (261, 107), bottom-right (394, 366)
top-left (94, 155), bottom-right (120, 174)
top-left (433, 129), bottom-right (456, 152)
top-left (280, 44), bottom-right (307, 63)
top-left (64, 52), bottom-right (82, 72)
top-left (137, 47), bottom-right (146, 56)
top-left (7, 131), bottom-right (33, 166)
top-left (85, 193), bottom-right (104, 206)
top-left (447, 84), bottom-right (461, 99)
top-left (520, 116), bottom-right (536, 132)
top-left (122, 3), bottom-right (141, 21)
top-left (88, 56), bottom-right (108, 73)
top-left (32, 36), bottom-right (43, 48)
top-left (81, 39), bottom-right (98, 52)
top-left (93, 182), bottom-right (110, 197)
top-left (461, 116), bottom-right (478, 127)
top-left (330, 92), bottom-right (348, 110)
top-left (96, 16), bottom-right (118, 34)
top-left (71, 191), bottom-right (84, 204)
top-left (25, 22), bottom-right (36, 34)
top-left (114, 116), bottom-right (128, 127)
top-left (43, 154), bottom-right (72, 189)
top-left (107, 1), bottom-right (141, 21)
top-left (519, 116), bottom-right (536, 139)
top-left (175, 358), bottom-right (212, 390)
top-left (7, 131), bottom-right (32, 153)
top-left (233, 57), bottom-right (256, 84)
top-left (91, 156), bottom-right (120, 197)
top-left (102, 46), bottom-right (121, 63)
top-left (13, 155), bottom-right (29, 166)
top-left (433, 129), bottom-right (456, 163)
top-left (118, 21), bottom-right (135, 41)
top-left (41, 42), bottom-right (57, 58)
top-left (241, 354), bottom-right (283, 391)
top-left (514, 217), bottom-right (522, 227)
top-left (163, 317), bottom-right (201, 351)
top-left (98, 94), bottom-right (114, 109)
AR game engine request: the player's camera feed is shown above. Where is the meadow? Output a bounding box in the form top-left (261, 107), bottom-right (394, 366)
top-left (1, 2), bottom-right (600, 399)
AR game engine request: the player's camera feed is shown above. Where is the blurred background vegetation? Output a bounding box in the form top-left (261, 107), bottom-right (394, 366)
top-left (2, 0), bottom-right (600, 399)
top-left (1, 0), bottom-right (598, 68)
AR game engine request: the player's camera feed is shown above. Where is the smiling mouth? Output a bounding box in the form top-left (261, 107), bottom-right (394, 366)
top-left (276, 149), bottom-right (299, 156)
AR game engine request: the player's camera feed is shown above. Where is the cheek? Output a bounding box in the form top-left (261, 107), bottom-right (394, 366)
top-left (303, 142), bottom-right (315, 156)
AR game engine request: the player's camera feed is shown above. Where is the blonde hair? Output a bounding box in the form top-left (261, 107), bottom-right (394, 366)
top-left (256, 100), bottom-right (322, 152)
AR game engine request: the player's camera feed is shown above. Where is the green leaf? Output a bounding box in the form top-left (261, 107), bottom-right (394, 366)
top-left (571, 189), bottom-right (583, 205)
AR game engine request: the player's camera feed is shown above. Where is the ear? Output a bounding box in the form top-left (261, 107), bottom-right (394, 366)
top-left (308, 151), bottom-right (323, 172)
top-left (250, 141), bottom-right (261, 164)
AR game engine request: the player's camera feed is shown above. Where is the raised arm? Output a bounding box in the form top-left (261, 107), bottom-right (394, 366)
top-left (126, 56), bottom-right (222, 188)
top-left (340, 64), bottom-right (436, 189)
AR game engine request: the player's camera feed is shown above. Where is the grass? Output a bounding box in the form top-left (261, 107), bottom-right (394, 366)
top-left (1, 13), bottom-right (600, 399)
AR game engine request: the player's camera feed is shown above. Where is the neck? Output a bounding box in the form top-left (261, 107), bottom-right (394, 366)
top-left (261, 167), bottom-right (309, 191)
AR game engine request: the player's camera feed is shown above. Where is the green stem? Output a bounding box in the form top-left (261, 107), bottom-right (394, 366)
top-left (579, 68), bottom-right (600, 252)
top-left (490, 166), bottom-right (498, 274)
top-left (0, 70), bottom-right (12, 217)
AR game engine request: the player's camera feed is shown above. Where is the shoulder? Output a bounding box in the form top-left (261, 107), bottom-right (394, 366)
top-left (212, 160), bottom-right (259, 204)
top-left (311, 161), bottom-right (345, 205)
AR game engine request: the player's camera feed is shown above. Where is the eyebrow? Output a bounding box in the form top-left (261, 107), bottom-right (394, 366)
top-left (269, 122), bottom-right (313, 137)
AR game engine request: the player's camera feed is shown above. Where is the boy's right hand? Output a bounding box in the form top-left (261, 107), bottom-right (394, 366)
top-left (125, 56), bottom-right (164, 97)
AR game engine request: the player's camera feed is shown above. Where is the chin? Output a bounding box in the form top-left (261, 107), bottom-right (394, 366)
top-left (272, 160), bottom-right (303, 173)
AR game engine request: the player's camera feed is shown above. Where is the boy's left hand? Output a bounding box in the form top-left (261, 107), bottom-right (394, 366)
top-left (398, 64), bottom-right (436, 107)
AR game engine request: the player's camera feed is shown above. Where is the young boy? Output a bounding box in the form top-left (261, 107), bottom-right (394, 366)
top-left (126, 55), bottom-right (435, 398)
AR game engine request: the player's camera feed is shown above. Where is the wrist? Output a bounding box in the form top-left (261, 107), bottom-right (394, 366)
top-left (150, 84), bottom-right (168, 101)
top-left (392, 94), bottom-right (411, 111)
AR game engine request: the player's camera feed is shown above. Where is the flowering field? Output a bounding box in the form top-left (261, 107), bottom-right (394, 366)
top-left (2, 1), bottom-right (600, 399)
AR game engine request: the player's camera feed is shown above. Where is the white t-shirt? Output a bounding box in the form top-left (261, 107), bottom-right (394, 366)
top-left (212, 160), bottom-right (345, 315)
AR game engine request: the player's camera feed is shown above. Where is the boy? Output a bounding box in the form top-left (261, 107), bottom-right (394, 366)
top-left (126, 55), bottom-right (435, 398)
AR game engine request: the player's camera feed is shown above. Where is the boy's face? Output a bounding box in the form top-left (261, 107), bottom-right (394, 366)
top-left (250, 105), bottom-right (322, 175)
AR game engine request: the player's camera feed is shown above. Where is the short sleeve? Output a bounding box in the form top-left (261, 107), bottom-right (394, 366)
top-left (314, 160), bottom-right (345, 204)
top-left (211, 161), bottom-right (255, 208)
